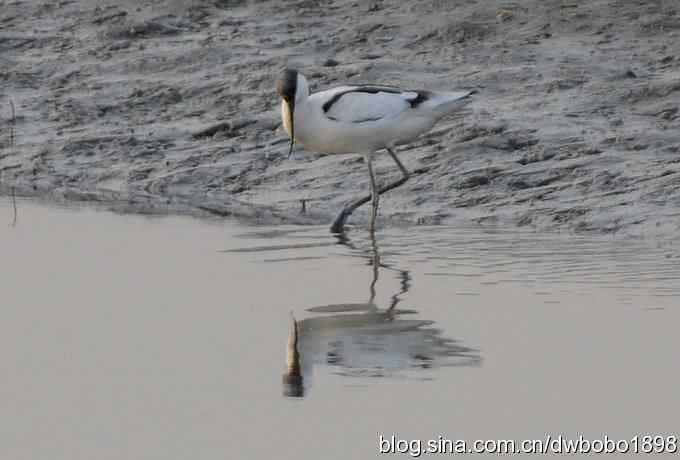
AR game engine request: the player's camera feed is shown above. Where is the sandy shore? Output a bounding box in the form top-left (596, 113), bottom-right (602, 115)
top-left (1, 0), bottom-right (679, 236)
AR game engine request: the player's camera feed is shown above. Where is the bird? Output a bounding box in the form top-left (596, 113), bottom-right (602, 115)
top-left (276, 68), bottom-right (475, 233)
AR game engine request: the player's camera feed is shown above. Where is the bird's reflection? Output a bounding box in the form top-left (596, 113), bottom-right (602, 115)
top-left (283, 232), bottom-right (480, 398)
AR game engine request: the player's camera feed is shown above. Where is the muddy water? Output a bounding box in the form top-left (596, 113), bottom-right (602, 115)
top-left (2, 200), bottom-right (678, 459)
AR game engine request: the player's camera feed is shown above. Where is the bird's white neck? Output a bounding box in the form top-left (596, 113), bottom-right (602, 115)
top-left (295, 73), bottom-right (310, 102)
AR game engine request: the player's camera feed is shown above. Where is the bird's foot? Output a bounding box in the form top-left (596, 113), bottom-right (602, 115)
top-left (330, 207), bottom-right (352, 233)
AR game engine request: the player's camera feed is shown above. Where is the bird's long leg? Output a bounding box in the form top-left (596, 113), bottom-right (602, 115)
top-left (385, 147), bottom-right (409, 181)
top-left (330, 148), bottom-right (411, 233)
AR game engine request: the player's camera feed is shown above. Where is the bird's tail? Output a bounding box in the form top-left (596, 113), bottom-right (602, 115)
top-left (427, 90), bottom-right (476, 116)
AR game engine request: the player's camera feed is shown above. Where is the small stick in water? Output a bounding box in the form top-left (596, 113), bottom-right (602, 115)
top-left (11, 187), bottom-right (17, 227)
top-left (8, 99), bottom-right (17, 226)
top-left (8, 99), bottom-right (15, 147)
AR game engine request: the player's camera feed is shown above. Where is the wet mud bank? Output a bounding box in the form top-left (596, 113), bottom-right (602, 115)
top-left (2, 0), bottom-right (680, 236)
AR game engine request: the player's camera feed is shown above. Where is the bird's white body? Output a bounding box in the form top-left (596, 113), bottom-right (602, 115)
top-left (275, 70), bottom-right (476, 232)
top-left (281, 74), bottom-right (473, 155)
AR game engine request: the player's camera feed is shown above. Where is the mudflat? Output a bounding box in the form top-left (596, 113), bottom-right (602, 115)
top-left (1, 0), bottom-right (679, 235)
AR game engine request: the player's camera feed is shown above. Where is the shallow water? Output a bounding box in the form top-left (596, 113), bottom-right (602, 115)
top-left (2, 200), bottom-right (679, 459)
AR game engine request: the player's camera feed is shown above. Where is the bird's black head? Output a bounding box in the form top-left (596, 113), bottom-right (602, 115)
top-left (276, 68), bottom-right (298, 102)
top-left (277, 68), bottom-right (299, 158)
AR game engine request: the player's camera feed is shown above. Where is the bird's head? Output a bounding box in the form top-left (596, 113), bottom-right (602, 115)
top-left (276, 68), bottom-right (305, 159)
